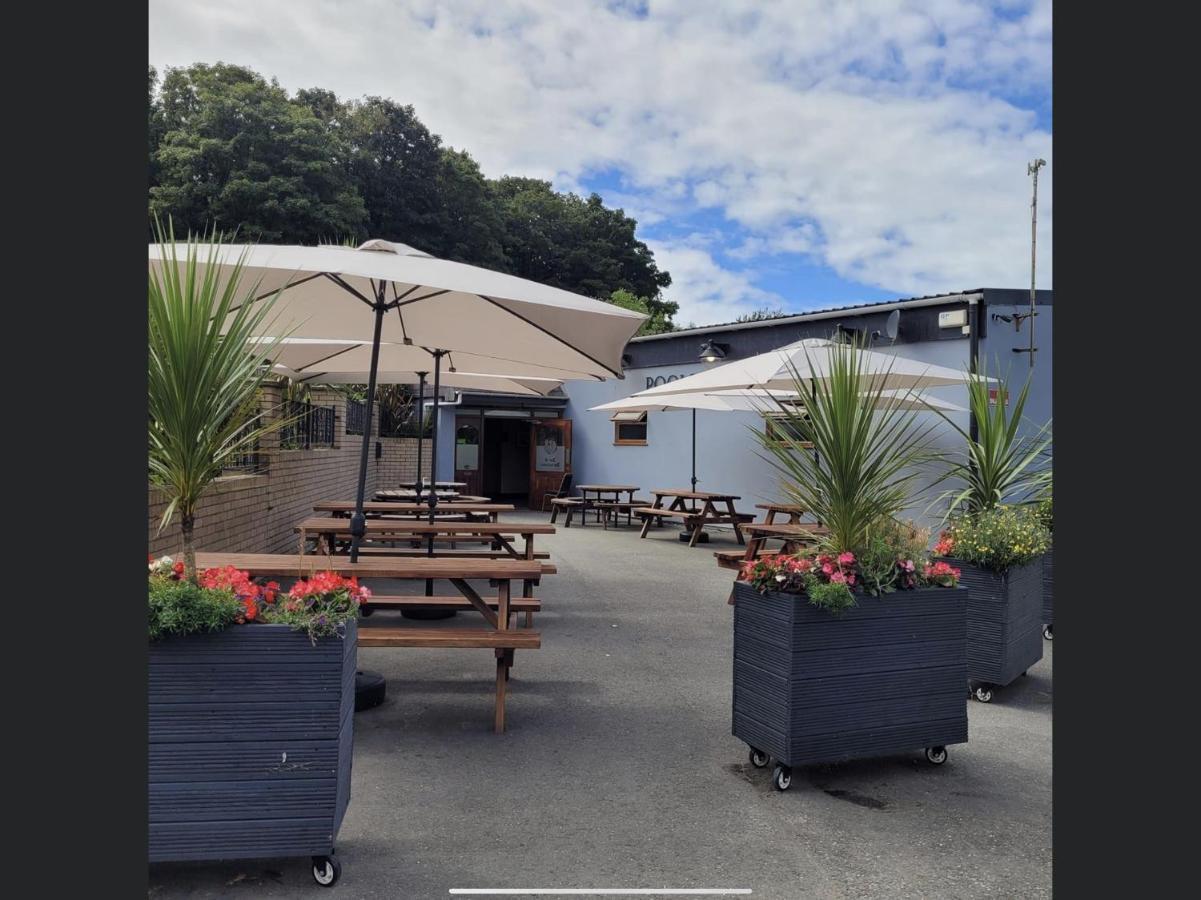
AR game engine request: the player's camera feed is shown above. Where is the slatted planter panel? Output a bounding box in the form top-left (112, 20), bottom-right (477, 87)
top-left (940, 557), bottom-right (1043, 688)
top-left (731, 582), bottom-right (968, 769)
top-left (149, 620), bottom-right (357, 864)
top-left (1042, 550), bottom-right (1053, 626)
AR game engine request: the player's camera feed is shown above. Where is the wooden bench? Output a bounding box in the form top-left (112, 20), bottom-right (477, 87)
top-left (594, 498), bottom-right (653, 528)
top-left (364, 594), bottom-right (542, 627)
top-left (359, 626), bottom-right (542, 732)
top-left (633, 506), bottom-right (756, 546)
top-left (548, 497), bottom-right (585, 525)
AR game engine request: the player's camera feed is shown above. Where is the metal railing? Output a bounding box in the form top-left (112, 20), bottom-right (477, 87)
top-left (345, 398), bottom-right (366, 436)
top-left (280, 401), bottom-right (336, 450)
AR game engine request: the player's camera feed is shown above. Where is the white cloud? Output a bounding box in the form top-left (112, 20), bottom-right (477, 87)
top-left (150, 0), bottom-right (1052, 316)
top-left (646, 238), bottom-right (786, 327)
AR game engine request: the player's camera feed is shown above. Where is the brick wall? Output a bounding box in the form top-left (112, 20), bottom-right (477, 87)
top-left (149, 387), bottom-right (430, 556)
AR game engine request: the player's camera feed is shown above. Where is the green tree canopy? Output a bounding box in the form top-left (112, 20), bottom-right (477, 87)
top-left (149, 63), bottom-right (367, 243)
top-left (149, 63), bottom-right (674, 325)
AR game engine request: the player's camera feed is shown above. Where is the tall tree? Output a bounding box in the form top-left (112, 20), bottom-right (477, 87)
top-left (490, 177), bottom-right (671, 300)
top-left (150, 63), bottom-right (366, 242)
top-left (609, 289), bottom-right (678, 336)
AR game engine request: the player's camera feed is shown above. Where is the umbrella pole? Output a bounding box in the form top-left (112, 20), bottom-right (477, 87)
top-left (414, 372), bottom-right (427, 500)
top-left (679, 408), bottom-right (707, 543)
top-left (691, 408), bottom-right (697, 491)
top-left (423, 352), bottom-right (445, 598)
top-left (349, 298), bottom-right (386, 564)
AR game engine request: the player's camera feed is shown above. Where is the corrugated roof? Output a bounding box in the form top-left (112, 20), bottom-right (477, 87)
top-left (631, 289), bottom-right (987, 342)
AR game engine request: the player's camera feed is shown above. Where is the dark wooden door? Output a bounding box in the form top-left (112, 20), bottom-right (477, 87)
top-left (528, 418), bottom-right (572, 509)
top-left (453, 414), bottom-right (484, 497)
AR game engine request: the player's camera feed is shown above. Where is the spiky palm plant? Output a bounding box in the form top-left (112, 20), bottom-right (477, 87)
top-left (755, 339), bottom-right (943, 554)
top-left (930, 366), bottom-right (1052, 520)
top-left (148, 219), bottom-right (289, 580)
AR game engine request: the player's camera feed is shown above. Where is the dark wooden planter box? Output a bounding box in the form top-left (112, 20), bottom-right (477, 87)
top-left (149, 619), bottom-right (357, 866)
top-left (941, 557), bottom-right (1043, 688)
top-left (731, 581), bottom-right (968, 770)
top-left (1042, 550), bottom-right (1053, 626)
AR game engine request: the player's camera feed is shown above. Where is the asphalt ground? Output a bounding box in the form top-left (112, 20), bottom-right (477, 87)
top-left (149, 511), bottom-right (1052, 898)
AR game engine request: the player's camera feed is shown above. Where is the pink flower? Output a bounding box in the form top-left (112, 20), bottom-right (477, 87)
top-left (830, 571), bottom-right (846, 584)
top-left (821, 563), bottom-right (833, 575)
top-left (838, 552), bottom-right (856, 566)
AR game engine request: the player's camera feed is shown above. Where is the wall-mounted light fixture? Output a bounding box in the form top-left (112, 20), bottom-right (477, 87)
top-left (698, 339), bottom-right (727, 363)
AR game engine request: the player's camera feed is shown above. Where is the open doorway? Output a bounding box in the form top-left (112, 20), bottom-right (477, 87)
top-left (482, 417), bottom-right (531, 505)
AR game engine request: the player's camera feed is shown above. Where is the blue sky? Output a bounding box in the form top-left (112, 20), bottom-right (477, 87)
top-left (150, 0), bottom-right (1052, 327)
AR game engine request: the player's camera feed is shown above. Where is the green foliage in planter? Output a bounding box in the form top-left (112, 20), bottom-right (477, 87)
top-left (148, 217), bottom-right (291, 580)
top-left (805, 579), bottom-right (858, 615)
top-left (149, 576), bottom-right (241, 640)
top-left (931, 365), bottom-right (1052, 519)
top-left (939, 505), bottom-right (1050, 571)
top-left (754, 337), bottom-right (941, 553)
top-left (1035, 493), bottom-right (1053, 534)
top-left (855, 519), bottom-right (931, 597)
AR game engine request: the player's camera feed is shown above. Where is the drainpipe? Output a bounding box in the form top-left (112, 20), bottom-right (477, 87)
top-left (968, 296), bottom-right (985, 443)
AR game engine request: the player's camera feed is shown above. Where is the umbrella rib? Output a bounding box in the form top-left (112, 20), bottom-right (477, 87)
top-left (287, 345), bottom-right (359, 372)
top-left (229, 272), bottom-right (324, 312)
top-left (324, 273), bottom-right (378, 308)
top-left (394, 289), bottom-right (449, 307)
top-left (476, 294), bottom-right (624, 378)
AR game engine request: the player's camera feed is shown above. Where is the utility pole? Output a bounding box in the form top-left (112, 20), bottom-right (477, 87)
top-left (1011, 158), bottom-right (1046, 367)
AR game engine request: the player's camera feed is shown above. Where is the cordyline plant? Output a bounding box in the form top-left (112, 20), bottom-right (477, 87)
top-left (754, 337), bottom-right (943, 554)
top-left (929, 364), bottom-right (1052, 521)
top-left (148, 217), bottom-right (290, 581)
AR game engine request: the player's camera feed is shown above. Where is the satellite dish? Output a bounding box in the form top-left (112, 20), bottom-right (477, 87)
top-left (882, 309), bottom-right (900, 342)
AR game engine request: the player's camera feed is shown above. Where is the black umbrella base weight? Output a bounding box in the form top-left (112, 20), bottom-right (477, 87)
top-left (355, 670), bottom-right (387, 711)
top-left (679, 529), bottom-right (710, 543)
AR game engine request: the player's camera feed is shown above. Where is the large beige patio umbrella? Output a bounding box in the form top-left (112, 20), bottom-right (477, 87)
top-left (149, 238), bottom-right (644, 560)
top-left (634, 337), bottom-right (982, 398)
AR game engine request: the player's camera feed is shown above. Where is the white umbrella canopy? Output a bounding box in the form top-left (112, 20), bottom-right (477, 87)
top-left (590, 392), bottom-right (738, 413)
top-left (148, 239), bottom-right (645, 380)
top-left (272, 364), bottom-right (561, 397)
top-left (706, 388), bottom-right (968, 413)
top-left (589, 387), bottom-right (964, 494)
top-left (262, 337), bottom-right (607, 383)
top-left (634, 338), bottom-right (982, 398)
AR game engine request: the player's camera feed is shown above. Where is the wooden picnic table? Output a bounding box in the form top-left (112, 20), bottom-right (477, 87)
top-left (375, 489), bottom-right (461, 501)
top-left (633, 489), bottom-right (754, 548)
top-left (574, 484), bottom-right (641, 526)
top-left (192, 552), bottom-right (548, 732)
top-left (714, 522), bottom-right (830, 571)
top-left (296, 518), bottom-right (554, 563)
top-left (312, 501), bottom-right (514, 523)
top-left (755, 503), bottom-right (811, 525)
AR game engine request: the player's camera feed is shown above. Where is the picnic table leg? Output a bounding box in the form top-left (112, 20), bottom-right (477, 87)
top-left (688, 516), bottom-right (704, 548)
top-left (725, 499), bottom-right (746, 545)
top-left (494, 651), bottom-right (508, 733)
top-left (522, 538), bottom-right (536, 627)
top-left (639, 513), bottom-right (654, 538)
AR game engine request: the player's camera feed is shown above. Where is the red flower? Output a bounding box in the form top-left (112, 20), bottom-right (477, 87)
top-left (172, 561), bottom-right (185, 576)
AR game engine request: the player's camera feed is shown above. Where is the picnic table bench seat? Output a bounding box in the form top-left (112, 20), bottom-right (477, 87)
top-left (364, 594), bottom-right (541, 627)
top-left (359, 626), bottom-right (541, 732)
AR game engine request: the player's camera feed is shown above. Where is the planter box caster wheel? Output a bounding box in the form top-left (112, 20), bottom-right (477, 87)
top-left (1043, 624), bottom-right (1053, 640)
top-left (748, 747), bottom-right (769, 769)
top-left (772, 764), bottom-right (792, 791)
top-left (312, 855), bottom-right (341, 887)
top-left (973, 685), bottom-right (994, 703)
top-left (925, 746), bottom-right (948, 765)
